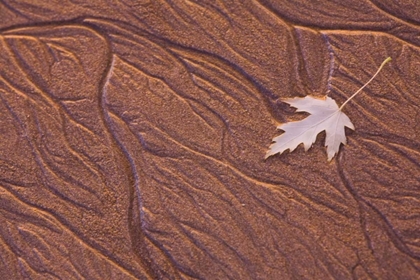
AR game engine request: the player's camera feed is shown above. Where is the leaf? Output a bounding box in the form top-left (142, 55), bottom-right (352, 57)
top-left (265, 96), bottom-right (354, 161)
top-left (266, 57), bottom-right (392, 161)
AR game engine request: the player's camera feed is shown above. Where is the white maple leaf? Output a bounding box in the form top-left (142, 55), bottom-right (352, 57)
top-left (265, 96), bottom-right (354, 161)
top-left (266, 57), bottom-right (391, 161)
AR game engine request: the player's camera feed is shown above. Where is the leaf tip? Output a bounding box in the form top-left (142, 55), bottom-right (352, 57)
top-left (264, 148), bottom-right (276, 160)
top-left (327, 152), bottom-right (335, 161)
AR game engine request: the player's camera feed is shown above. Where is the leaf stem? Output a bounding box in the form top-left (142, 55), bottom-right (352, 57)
top-left (339, 57), bottom-right (392, 110)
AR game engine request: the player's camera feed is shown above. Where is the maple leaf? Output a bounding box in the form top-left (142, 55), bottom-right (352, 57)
top-left (265, 96), bottom-right (354, 161)
top-left (266, 57), bottom-right (391, 161)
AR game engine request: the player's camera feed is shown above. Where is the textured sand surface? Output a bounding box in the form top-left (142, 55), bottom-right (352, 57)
top-left (1, 1), bottom-right (420, 279)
